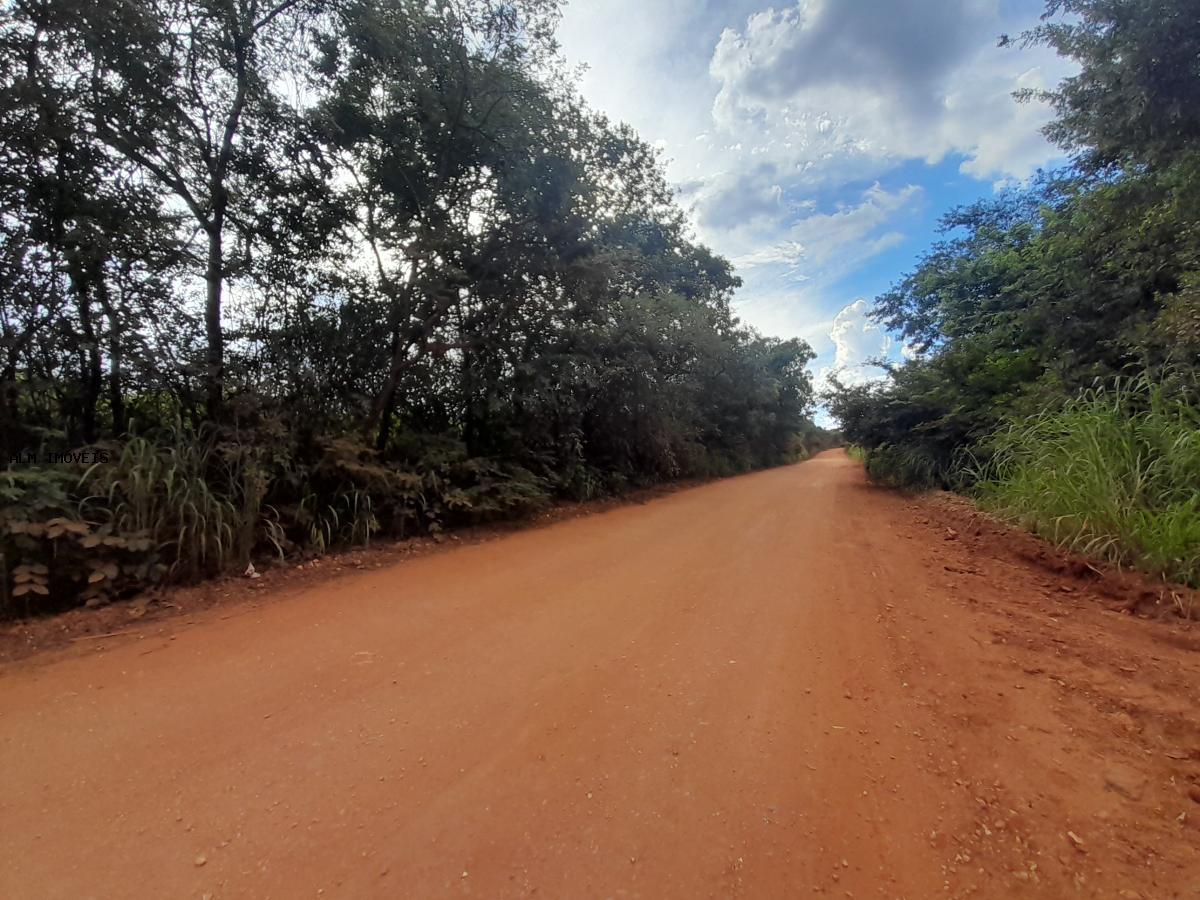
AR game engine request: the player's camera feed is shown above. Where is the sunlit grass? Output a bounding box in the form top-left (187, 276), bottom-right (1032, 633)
top-left (967, 374), bottom-right (1200, 589)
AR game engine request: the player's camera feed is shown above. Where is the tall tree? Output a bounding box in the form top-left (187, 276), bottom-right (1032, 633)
top-left (313, 0), bottom-right (565, 447)
top-left (0, 3), bottom-right (185, 448)
top-left (49, 0), bottom-right (322, 419)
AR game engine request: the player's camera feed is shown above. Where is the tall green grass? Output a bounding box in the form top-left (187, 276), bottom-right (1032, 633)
top-left (82, 431), bottom-right (244, 580)
top-left (967, 375), bottom-right (1200, 590)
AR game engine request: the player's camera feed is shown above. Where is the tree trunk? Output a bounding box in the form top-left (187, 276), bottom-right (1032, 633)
top-left (204, 219), bottom-right (225, 422)
top-left (77, 291), bottom-right (102, 444)
top-left (95, 277), bottom-right (125, 436)
top-left (66, 257), bottom-right (102, 445)
top-left (371, 342), bottom-right (406, 452)
top-left (363, 253), bottom-right (422, 449)
top-left (0, 361), bottom-right (18, 459)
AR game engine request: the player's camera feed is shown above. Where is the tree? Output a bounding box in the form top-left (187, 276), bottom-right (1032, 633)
top-left (0, 3), bottom-right (186, 449)
top-left (312, 0), bottom-right (567, 447)
top-left (0, 0), bottom-right (826, 614)
top-left (47, 0), bottom-right (326, 419)
top-left (1014, 0), bottom-right (1200, 173)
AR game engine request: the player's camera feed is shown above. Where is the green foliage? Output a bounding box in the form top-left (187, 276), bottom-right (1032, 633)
top-left (0, 468), bottom-right (76, 615)
top-left (83, 432), bottom-right (240, 580)
top-left (863, 443), bottom-right (944, 490)
top-left (967, 376), bottom-right (1200, 590)
top-left (1014, 0), bottom-right (1200, 174)
top-left (0, 466), bottom-right (162, 616)
top-left (0, 430), bottom-right (553, 613)
top-left (792, 421), bottom-right (842, 461)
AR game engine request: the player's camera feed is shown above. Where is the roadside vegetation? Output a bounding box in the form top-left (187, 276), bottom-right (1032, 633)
top-left (0, 0), bottom-right (836, 617)
top-left (969, 377), bottom-right (1200, 588)
top-left (827, 0), bottom-right (1200, 589)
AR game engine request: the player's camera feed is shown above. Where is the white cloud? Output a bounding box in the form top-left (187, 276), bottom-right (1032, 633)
top-left (832, 299), bottom-right (892, 376)
top-left (721, 182), bottom-right (921, 353)
top-left (710, 0), bottom-right (995, 107)
top-left (780, 184), bottom-right (920, 268)
top-left (953, 63), bottom-right (1066, 183)
top-left (678, 163), bottom-right (790, 234)
top-left (708, 0), bottom-right (1071, 184)
top-left (731, 241), bottom-right (809, 270)
top-left (556, 0), bottom-right (760, 181)
top-left (720, 183), bottom-right (921, 275)
top-left (814, 299), bottom-right (894, 392)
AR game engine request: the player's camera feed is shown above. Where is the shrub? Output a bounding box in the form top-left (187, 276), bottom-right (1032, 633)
top-left (0, 466), bottom-right (163, 616)
top-left (82, 431), bottom-right (242, 580)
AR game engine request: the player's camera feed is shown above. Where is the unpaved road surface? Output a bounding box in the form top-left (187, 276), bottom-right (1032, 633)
top-left (3, 450), bottom-right (1199, 898)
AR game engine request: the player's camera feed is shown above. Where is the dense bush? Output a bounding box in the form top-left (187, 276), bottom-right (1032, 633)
top-left (0, 428), bottom-right (562, 616)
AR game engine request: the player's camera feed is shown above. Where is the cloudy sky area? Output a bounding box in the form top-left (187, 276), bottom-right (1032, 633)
top-left (556, 0), bottom-right (1075, 391)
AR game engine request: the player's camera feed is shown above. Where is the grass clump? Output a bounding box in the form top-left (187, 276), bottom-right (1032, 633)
top-left (968, 375), bottom-right (1200, 588)
top-left (83, 431), bottom-right (243, 580)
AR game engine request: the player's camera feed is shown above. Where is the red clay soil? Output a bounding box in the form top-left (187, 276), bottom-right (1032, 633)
top-left (1, 449), bottom-right (1198, 898)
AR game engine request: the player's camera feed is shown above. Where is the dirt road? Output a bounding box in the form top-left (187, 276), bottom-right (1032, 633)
top-left (2, 450), bottom-right (1198, 898)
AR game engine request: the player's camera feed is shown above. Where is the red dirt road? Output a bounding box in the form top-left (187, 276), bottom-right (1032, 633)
top-left (2, 450), bottom-right (1199, 898)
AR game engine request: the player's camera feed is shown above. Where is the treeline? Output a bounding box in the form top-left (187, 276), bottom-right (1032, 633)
top-left (0, 0), bottom-right (828, 615)
top-left (829, 0), bottom-right (1200, 589)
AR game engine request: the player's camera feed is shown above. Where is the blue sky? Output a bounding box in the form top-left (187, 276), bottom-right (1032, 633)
top-left (556, 0), bottom-right (1074, 391)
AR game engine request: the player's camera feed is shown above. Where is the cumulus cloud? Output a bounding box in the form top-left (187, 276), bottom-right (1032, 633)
top-left (708, 0), bottom-right (1071, 183)
top-left (711, 0), bottom-right (994, 107)
top-left (720, 183), bottom-right (921, 345)
top-left (831, 301), bottom-right (885, 361)
top-left (557, 0), bottom-right (1073, 396)
top-left (780, 184), bottom-right (919, 267)
top-left (731, 241), bottom-right (810, 270)
top-left (826, 299), bottom-right (892, 383)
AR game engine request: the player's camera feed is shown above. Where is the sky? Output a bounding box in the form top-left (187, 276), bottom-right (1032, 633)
top-left (555, 0), bottom-right (1075, 394)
